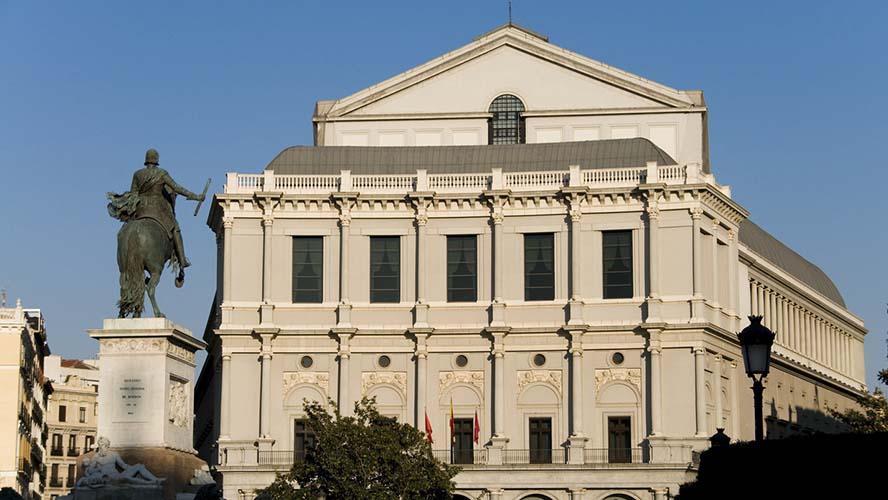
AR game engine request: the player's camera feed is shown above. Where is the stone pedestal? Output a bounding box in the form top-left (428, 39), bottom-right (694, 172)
top-left (86, 318), bottom-right (208, 500)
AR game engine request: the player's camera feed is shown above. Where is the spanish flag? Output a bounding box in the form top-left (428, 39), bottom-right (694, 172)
top-left (449, 397), bottom-right (455, 444)
top-left (424, 408), bottom-right (433, 443)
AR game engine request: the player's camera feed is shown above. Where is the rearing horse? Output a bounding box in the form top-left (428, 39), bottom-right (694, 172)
top-left (116, 217), bottom-right (182, 318)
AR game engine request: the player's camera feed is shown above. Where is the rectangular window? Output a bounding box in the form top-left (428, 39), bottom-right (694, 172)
top-left (79, 407), bottom-right (86, 423)
top-left (85, 435), bottom-right (95, 451)
top-left (293, 419), bottom-right (316, 462)
top-left (66, 464), bottom-right (75, 487)
top-left (524, 233), bottom-right (555, 301)
top-left (447, 236), bottom-right (477, 302)
top-left (51, 464), bottom-right (58, 483)
top-left (603, 230), bottom-right (633, 299)
top-left (529, 417), bottom-right (553, 464)
top-left (292, 237), bottom-right (323, 303)
top-left (51, 434), bottom-right (62, 455)
top-left (370, 236), bottom-right (400, 303)
top-left (58, 405), bottom-right (66, 422)
top-left (451, 417), bottom-right (474, 464)
top-left (68, 435), bottom-right (77, 456)
top-left (607, 416), bottom-right (633, 463)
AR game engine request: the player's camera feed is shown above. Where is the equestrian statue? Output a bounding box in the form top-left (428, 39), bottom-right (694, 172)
top-left (107, 148), bottom-right (209, 318)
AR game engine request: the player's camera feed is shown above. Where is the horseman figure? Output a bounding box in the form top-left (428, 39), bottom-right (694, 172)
top-left (107, 149), bottom-right (206, 318)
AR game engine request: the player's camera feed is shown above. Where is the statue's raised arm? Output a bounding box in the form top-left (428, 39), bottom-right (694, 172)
top-left (106, 149), bottom-right (206, 318)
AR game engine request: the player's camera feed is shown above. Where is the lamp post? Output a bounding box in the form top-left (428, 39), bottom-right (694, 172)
top-left (737, 315), bottom-right (775, 442)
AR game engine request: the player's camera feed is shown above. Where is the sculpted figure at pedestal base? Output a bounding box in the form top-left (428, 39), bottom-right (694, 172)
top-left (76, 437), bottom-right (164, 488)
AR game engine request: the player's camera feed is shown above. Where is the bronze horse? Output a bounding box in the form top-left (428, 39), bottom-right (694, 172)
top-left (116, 217), bottom-right (182, 318)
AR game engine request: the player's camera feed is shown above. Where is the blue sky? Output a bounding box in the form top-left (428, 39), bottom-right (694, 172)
top-left (1, 1), bottom-right (885, 390)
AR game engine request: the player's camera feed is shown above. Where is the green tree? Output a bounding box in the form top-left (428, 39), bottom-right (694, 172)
top-left (257, 398), bottom-right (459, 500)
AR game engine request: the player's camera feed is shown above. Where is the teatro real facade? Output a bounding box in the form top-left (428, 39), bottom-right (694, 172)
top-left (194, 24), bottom-right (867, 500)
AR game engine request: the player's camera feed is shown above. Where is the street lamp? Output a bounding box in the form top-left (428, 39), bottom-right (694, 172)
top-left (737, 315), bottom-right (775, 442)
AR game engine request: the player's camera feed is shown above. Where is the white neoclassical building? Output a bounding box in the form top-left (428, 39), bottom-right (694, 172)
top-left (193, 24), bottom-right (867, 500)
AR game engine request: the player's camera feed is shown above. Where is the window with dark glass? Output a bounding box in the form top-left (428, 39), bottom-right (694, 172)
top-left (447, 236), bottom-right (477, 302)
top-left (66, 464), bottom-right (75, 487)
top-left (85, 435), bottom-right (95, 451)
top-left (524, 233), bottom-right (555, 301)
top-left (68, 435), bottom-right (77, 455)
top-left (370, 236), bottom-right (400, 303)
top-left (608, 416), bottom-right (632, 463)
top-left (293, 419), bottom-right (316, 462)
top-left (529, 417), bottom-right (553, 464)
top-left (50, 463), bottom-right (58, 481)
top-left (51, 434), bottom-right (62, 455)
top-left (79, 406), bottom-right (86, 423)
top-left (292, 237), bottom-right (323, 303)
top-left (603, 230), bottom-right (633, 299)
top-left (58, 405), bottom-right (66, 422)
top-left (488, 94), bottom-right (526, 145)
top-left (451, 418), bottom-right (474, 464)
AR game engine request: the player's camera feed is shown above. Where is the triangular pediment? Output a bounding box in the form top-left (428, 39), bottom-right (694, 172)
top-left (320, 24), bottom-right (697, 120)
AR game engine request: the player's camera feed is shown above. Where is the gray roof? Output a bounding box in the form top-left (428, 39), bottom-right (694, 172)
top-left (739, 220), bottom-right (845, 307)
top-left (266, 139), bottom-right (677, 175)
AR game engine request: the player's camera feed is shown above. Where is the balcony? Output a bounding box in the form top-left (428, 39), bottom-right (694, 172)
top-left (50, 447), bottom-right (63, 457)
top-left (18, 456), bottom-right (32, 477)
top-left (67, 447), bottom-right (80, 457)
top-left (225, 163), bottom-right (706, 197)
top-left (50, 478), bottom-right (62, 488)
top-left (432, 449), bottom-right (488, 466)
top-left (66, 476), bottom-right (75, 488)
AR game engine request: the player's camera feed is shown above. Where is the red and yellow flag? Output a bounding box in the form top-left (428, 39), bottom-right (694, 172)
top-left (449, 397), bottom-right (455, 444)
top-left (424, 408), bottom-right (433, 443)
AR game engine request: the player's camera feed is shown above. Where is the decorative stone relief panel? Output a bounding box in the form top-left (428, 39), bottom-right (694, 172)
top-left (594, 368), bottom-right (642, 392)
top-left (516, 370), bottom-right (562, 395)
top-left (101, 338), bottom-right (164, 354)
top-left (438, 371), bottom-right (484, 395)
top-left (167, 342), bottom-right (195, 364)
top-left (168, 379), bottom-right (189, 428)
top-left (361, 372), bottom-right (408, 398)
top-left (282, 372), bottom-right (330, 401)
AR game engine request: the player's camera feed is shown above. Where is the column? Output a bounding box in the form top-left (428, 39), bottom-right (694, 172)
top-left (756, 283), bottom-right (764, 319)
top-left (653, 488), bottom-right (670, 500)
top-left (694, 347), bottom-right (707, 437)
top-left (727, 229), bottom-right (738, 318)
top-left (569, 489), bottom-right (586, 500)
top-left (714, 354), bottom-right (723, 430)
top-left (260, 349), bottom-right (272, 438)
top-left (490, 197), bottom-right (506, 326)
top-left (647, 203), bottom-right (661, 300)
top-left (487, 489), bottom-right (504, 500)
top-left (220, 353), bottom-right (231, 439)
top-left (709, 220), bottom-right (720, 309)
top-left (691, 208), bottom-right (704, 320)
top-left (414, 334), bottom-right (428, 429)
top-left (339, 338), bottom-right (351, 415)
top-left (568, 199), bottom-right (584, 325)
top-left (568, 330), bottom-right (587, 464)
top-left (493, 334), bottom-right (506, 437)
top-left (413, 197), bottom-right (430, 327)
top-left (337, 198), bottom-right (353, 327)
top-left (222, 217), bottom-right (234, 303)
top-left (261, 214), bottom-right (274, 324)
top-left (649, 344), bottom-right (663, 436)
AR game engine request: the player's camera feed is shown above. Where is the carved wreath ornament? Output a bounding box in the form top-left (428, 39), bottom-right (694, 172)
top-left (594, 368), bottom-right (642, 392)
top-left (516, 370), bottom-right (562, 395)
top-left (361, 372), bottom-right (408, 398)
top-left (281, 372), bottom-right (330, 402)
top-left (438, 371), bottom-right (484, 394)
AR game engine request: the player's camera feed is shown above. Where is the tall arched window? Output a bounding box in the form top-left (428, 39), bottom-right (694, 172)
top-left (488, 94), bottom-right (525, 144)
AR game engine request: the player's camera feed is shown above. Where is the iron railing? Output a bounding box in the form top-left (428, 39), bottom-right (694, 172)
top-left (431, 449), bottom-right (488, 465)
top-left (502, 449), bottom-right (567, 465)
top-left (258, 450), bottom-right (299, 466)
top-left (67, 447), bottom-right (80, 457)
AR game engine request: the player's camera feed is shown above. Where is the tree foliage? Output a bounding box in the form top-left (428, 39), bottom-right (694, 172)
top-left (257, 398), bottom-right (459, 500)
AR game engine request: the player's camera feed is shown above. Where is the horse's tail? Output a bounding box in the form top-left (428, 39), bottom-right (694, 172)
top-left (117, 222), bottom-right (145, 317)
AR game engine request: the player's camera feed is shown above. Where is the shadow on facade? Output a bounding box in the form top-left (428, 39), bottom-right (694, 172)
top-left (677, 432), bottom-right (888, 499)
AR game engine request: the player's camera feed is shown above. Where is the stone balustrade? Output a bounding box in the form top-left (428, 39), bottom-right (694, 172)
top-left (224, 162), bottom-right (713, 196)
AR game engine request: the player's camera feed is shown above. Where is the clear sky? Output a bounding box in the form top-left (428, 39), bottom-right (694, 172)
top-left (1, 1), bottom-right (885, 390)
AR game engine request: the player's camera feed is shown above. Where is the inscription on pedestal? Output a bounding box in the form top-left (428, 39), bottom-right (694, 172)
top-left (114, 375), bottom-right (150, 422)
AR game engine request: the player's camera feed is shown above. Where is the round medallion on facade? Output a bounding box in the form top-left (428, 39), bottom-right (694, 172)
top-left (455, 354), bottom-right (468, 367)
top-left (533, 353), bottom-right (546, 367)
top-left (611, 352), bottom-right (625, 365)
top-left (300, 355), bottom-right (313, 369)
top-left (378, 355), bottom-right (391, 368)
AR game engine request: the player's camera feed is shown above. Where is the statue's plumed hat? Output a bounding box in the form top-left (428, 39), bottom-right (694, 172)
top-left (144, 148), bottom-right (160, 166)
